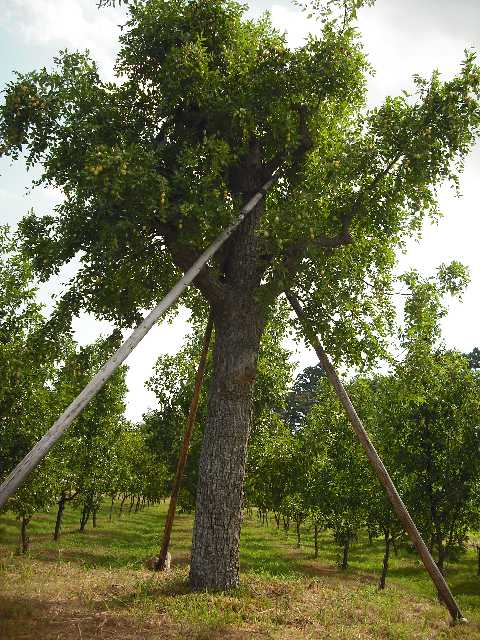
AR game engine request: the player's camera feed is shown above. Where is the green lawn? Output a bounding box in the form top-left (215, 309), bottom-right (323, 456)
top-left (0, 501), bottom-right (479, 639)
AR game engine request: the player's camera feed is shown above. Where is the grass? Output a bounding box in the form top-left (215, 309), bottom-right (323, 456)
top-left (1, 500), bottom-right (479, 639)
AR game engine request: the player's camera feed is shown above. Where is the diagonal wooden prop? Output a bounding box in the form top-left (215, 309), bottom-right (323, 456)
top-left (155, 312), bottom-right (214, 571)
top-left (285, 290), bottom-right (466, 624)
top-left (0, 169), bottom-right (280, 510)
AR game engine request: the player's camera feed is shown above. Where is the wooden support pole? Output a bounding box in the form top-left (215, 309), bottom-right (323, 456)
top-left (155, 312), bottom-right (214, 571)
top-left (286, 290), bottom-right (466, 624)
top-left (0, 169), bottom-right (281, 511)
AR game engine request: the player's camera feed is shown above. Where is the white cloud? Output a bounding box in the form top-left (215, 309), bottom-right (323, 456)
top-left (269, 4), bottom-right (317, 48)
top-left (1, 0), bottom-right (126, 80)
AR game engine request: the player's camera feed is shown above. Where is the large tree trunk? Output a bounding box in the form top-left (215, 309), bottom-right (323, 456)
top-left (189, 297), bottom-right (264, 590)
top-left (188, 150), bottom-right (270, 591)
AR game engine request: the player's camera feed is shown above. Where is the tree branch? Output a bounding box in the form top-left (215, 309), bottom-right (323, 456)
top-left (155, 221), bottom-right (227, 305)
top-left (263, 150), bottom-right (403, 294)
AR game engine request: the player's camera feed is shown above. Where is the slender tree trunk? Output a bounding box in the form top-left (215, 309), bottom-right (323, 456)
top-left (274, 513), bottom-right (280, 529)
top-left (119, 494), bottom-right (127, 517)
top-left (391, 535), bottom-right (398, 556)
top-left (436, 540), bottom-right (447, 603)
top-left (20, 515), bottom-right (30, 554)
top-left (283, 516), bottom-right (290, 532)
top-left (189, 267), bottom-right (264, 591)
top-left (54, 492), bottom-right (66, 541)
top-left (109, 495), bottom-right (115, 521)
top-left (79, 509), bottom-right (89, 532)
top-left (379, 530), bottom-right (391, 590)
top-left (341, 537), bottom-right (350, 570)
top-left (80, 495), bottom-right (92, 533)
top-left (314, 523), bottom-right (319, 559)
top-left (129, 495), bottom-right (135, 514)
top-left (134, 495), bottom-right (141, 513)
top-left (296, 518), bottom-right (301, 548)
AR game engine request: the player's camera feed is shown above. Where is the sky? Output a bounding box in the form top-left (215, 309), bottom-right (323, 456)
top-left (0, 0), bottom-right (479, 421)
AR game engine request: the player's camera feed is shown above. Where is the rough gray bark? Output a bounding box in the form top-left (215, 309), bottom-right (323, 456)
top-left (189, 176), bottom-right (266, 590)
top-left (189, 293), bottom-right (264, 590)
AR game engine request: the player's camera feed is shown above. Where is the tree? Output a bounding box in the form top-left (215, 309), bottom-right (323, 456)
top-left (284, 364), bottom-right (325, 431)
top-left (382, 270), bottom-right (480, 577)
top-left (464, 347), bottom-right (480, 371)
top-left (302, 377), bottom-right (374, 569)
top-left (0, 227), bottom-right (65, 551)
top-left (51, 338), bottom-right (128, 536)
top-left (2, 0), bottom-right (480, 589)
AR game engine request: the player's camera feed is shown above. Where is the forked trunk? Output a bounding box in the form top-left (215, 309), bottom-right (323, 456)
top-left (189, 290), bottom-right (263, 591)
top-left (80, 495), bottom-right (92, 533)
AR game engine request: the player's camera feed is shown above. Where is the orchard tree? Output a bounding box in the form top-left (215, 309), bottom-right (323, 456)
top-left (347, 374), bottom-right (406, 588)
top-left (0, 227), bottom-right (66, 551)
top-left (464, 347), bottom-right (480, 371)
top-left (245, 413), bottom-right (297, 527)
top-left (2, 0), bottom-right (480, 589)
top-left (303, 377), bottom-right (374, 569)
top-left (51, 338), bottom-right (128, 536)
top-left (284, 364), bottom-right (325, 431)
top-left (382, 268), bottom-right (480, 575)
